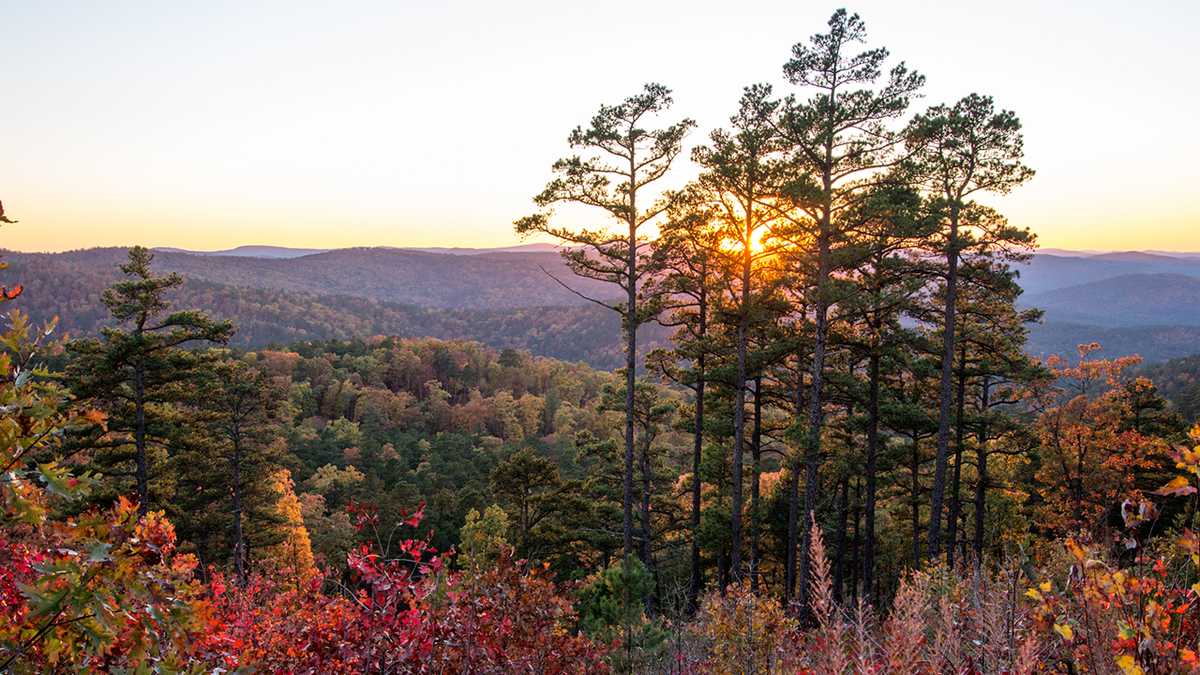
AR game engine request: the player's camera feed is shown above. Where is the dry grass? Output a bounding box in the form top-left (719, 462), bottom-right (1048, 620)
top-left (682, 522), bottom-right (1050, 675)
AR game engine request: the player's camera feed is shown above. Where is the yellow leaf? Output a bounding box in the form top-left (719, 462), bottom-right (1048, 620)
top-left (1154, 476), bottom-right (1197, 496)
top-left (1054, 623), bottom-right (1074, 642)
top-left (1025, 588), bottom-right (1043, 601)
top-left (1116, 655), bottom-right (1145, 675)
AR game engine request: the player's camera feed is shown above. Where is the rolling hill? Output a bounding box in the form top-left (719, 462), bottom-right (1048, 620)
top-left (1, 252), bottom-right (670, 370)
top-left (8, 244), bottom-right (1200, 366)
top-left (2, 246), bottom-right (616, 310)
top-left (1017, 252), bottom-right (1200, 295)
top-left (1022, 274), bottom-right (1200, 327)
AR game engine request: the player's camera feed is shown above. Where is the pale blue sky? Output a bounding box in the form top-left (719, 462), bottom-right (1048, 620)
top-left (1, 0), bottom-right (1197, 252)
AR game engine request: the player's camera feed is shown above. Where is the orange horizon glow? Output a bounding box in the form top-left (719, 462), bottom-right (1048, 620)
top-left (3, 202), bottom-right (1198, 256)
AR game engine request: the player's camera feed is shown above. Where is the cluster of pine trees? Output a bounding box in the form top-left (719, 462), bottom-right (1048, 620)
top-left (514, 9), bottom-right (1051, 618)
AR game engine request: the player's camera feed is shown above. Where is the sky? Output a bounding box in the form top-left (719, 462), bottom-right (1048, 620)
top-left (2, 0), bottom-right (1198, 254)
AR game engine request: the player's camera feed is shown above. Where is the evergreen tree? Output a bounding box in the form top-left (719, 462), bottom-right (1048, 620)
top-left (772, 9), bottom-right (923, 614)
top-left (906, 93), bottom-right (1035, 560)
top-left (173, 359), bottom-right (286, 585)
top-left (687, 84), bottom-right (786, 586)
top-left (516, 84), bottom-right (694, 561)
top-left (67, 246), bottom-right (235, 517)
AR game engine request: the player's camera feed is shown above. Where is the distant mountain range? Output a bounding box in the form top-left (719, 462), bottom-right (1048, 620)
top-left (1022, 274), bottom-right (1200, 327)
top-left (153, 243), bottom-right (565, 259)
top-left (5, 244), bottom-right (1200, 365)
top-left (1019, 251), bottom-right (1200, 295)
top-left (1013, 252), bottom-right (1200, 362)
top-left (1037, 248), bottom-right (1200, 260)
top-left (5, 246), bottom-right (609, 310)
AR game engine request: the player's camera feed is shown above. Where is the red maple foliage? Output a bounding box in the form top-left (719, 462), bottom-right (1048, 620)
top-left (195, 502), bottom-right (608, 674)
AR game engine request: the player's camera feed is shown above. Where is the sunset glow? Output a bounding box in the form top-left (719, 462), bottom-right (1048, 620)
top-left (1, 1), bottom-right (1197, 254)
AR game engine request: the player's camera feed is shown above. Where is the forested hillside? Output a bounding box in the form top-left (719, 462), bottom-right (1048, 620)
top-left (3, 254), bottom-right (672, 370)
top-left (1137, 352), bottom-right (1200, 424)
top-left (1023, 273), bottom-right (1200, 326)
top-left (2, 245), bottom-right (619, 309)
top-left (11, 248), bottom-right (1200, 367)
top-left (1018, 251), bottom-right (1200, 295)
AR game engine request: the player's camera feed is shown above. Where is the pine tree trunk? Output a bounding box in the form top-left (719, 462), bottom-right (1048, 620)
top-left (800, 226), bottom-right (832, 620)
top-left (833, 474), bottom-right (849, 603)
top-left (689, 356), bottom-right (706, 614)
top-left (973, 378), bottom-right (991, 569)
top-left (135, 358), bottom-right (149, 518)
top-left (851, 476), bottom-right (861, 605)
top-left (750, 377), bottom-right (763, 593)
top-left (912, 436), bottom-right (921, 568)
top-left (731, 319), bottom-right (747, 584)
top-left (863, 353), bottom-right (880, 603)
top-left (640, 432), bottom-right (654, 613)
top-left (929, 216), bottom-right (960, 560)
top-left (947, 340), bottom-right (967, 567)
top-left (623, 219), bottom-right (637, 561)
top-left (786, 357), bottom-right (805, 606)
top-left (233, 436), bottom-right (245, 586)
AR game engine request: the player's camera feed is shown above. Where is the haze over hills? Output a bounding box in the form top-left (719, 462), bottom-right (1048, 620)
top-left (7, 244), bottom-right (1200, 365)
top-left (4, 246), bottom-right (613, 310)
top-left (1022, 274), bottom-right (1200, 327)
top-left (1, 252), bottom-right (670, 370)
top-left (152, 242), bottom-right (565, 259)
top-left (1017, 252), bottom-right (1200, 295)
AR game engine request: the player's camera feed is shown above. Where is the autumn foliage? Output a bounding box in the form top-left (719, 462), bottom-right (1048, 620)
top-left (189, 501), bottom-right (608, 674)
top-left (1034, 344), bottom-right (1169, 534)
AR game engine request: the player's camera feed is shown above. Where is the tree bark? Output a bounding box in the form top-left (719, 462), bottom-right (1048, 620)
top-left (863, 353), bottom-right (880, 602)
top-left (233, 434), bottom-right (245, 586)
top-left (972, 378), bottom-right (991, 570)
top-left (833, 474), bottom-right (849, 603)
top-left (786, 354), bottom-right (805, 605)
top-left (947, 340), bottom-right (967, 567)
top-left (800, 225), bottom-right (831, 620)
top-left (689, 347), bottom-right (706, 614)
top-left (731, 318), bottom-right (747, 584)
top-left (929, 214), bottom-right (960, 561)
top-left (750, 376), bottom-right (763, 593)
top-left (623, 212), bottom-right (637, 561)
top-left (912, 436), bottom-right (921, 568)
top-left (135, 358), bottom-right (148, 518)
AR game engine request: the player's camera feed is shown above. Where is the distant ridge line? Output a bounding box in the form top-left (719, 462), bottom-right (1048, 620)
top-left (152, 243), bottom-right (568, 259)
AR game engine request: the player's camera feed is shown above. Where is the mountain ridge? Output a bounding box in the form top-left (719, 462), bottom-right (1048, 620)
top-left (1023, 273), bottom-right (1200, 327)
top-left (7, 246), bottom-right (1200, 365)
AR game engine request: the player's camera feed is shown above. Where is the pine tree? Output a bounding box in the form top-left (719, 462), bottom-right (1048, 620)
top-left (906, 93), bottom-right (1035, 560)
top-left (516, 84), bottom-right (694, 561)
top-left (67, 246), bottom-right (235, 517)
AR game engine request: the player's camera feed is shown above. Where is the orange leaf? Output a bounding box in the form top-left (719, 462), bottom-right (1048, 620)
top-left (1154, 476), bottom-right (1197, 497)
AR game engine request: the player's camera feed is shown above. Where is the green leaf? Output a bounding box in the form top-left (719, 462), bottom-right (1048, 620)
top-left (28, 584), bottom-right (71, 618)
top-left (88, 541), bottom-right (113, 562)
top-left (36, 462), bottom-right (80, 499)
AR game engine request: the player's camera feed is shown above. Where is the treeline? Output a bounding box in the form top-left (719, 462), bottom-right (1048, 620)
top-left (4, 256), bottom-right (672, 370)
top-left (0, 245), bottom-right (622, 309)
top-left (1137, 352), bottom-right (1200, 424)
